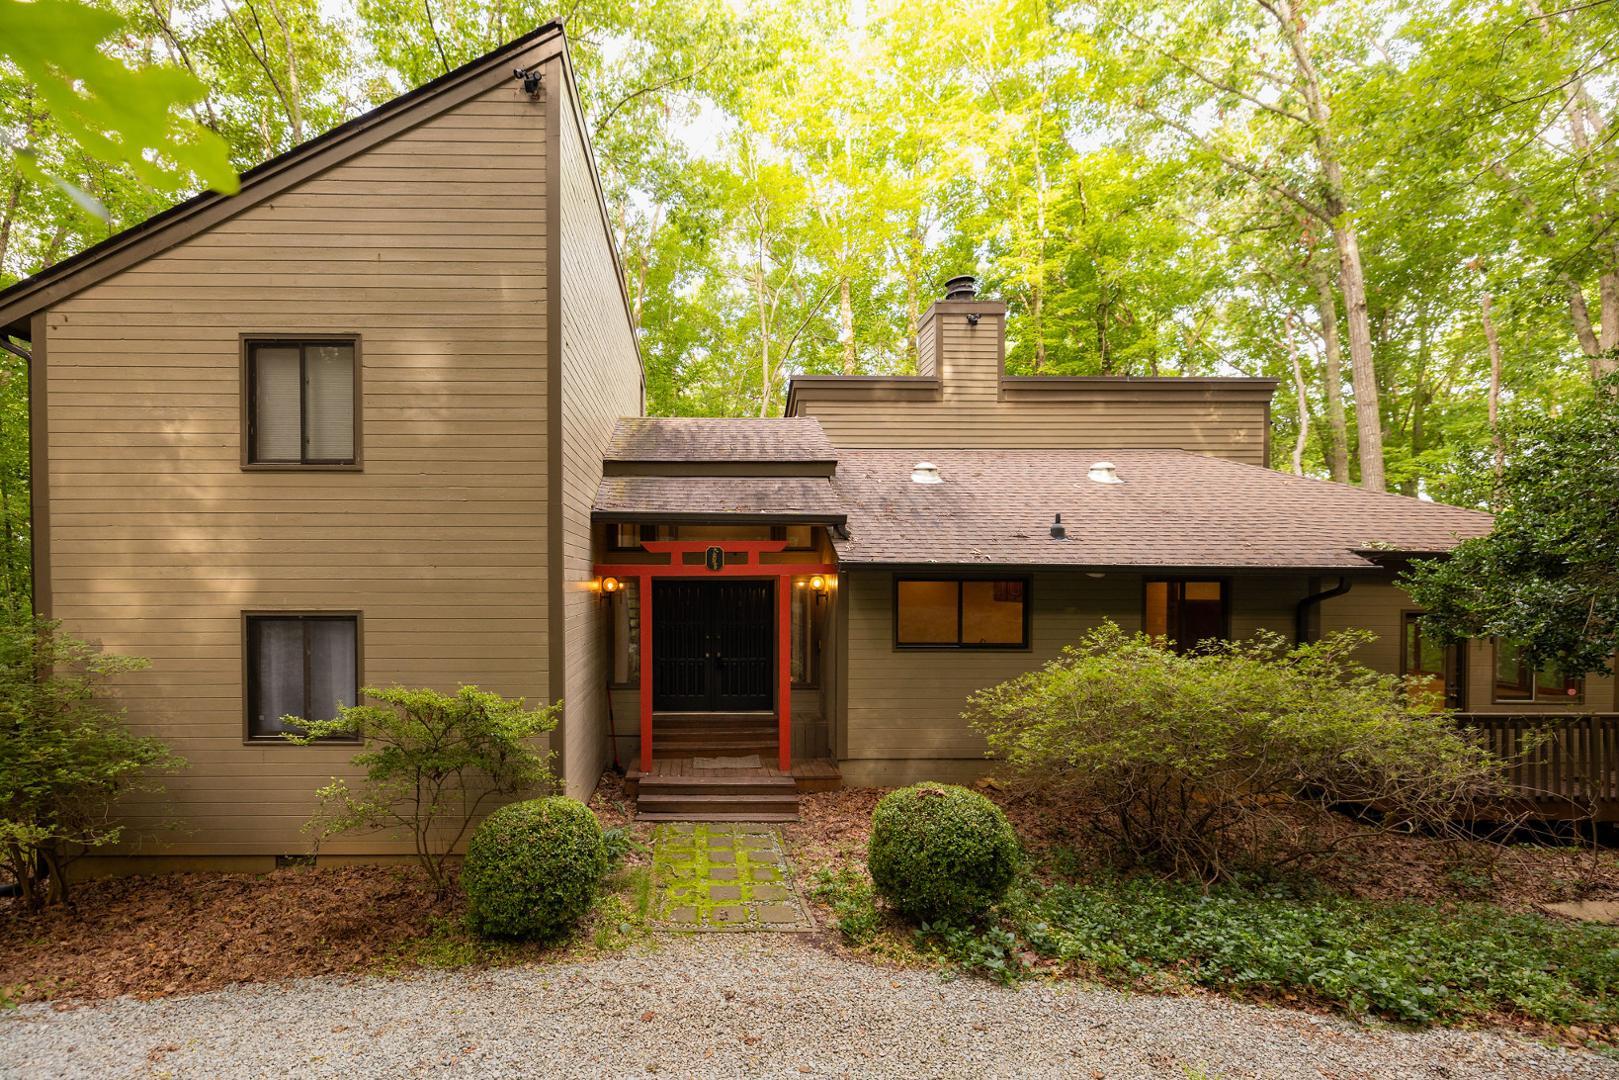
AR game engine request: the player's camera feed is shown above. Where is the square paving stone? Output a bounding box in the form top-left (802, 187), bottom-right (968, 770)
top-left (707, 834), bottom-right (736, 848)
top-left (668, 823), bottom-right (696, 834)
top-left (708, 905), bottom-right (747, 924)
top-left (708, 885), bottom-right (741, 901)
top-left (736, 824), bottom-right (770, 834)
top-left (666, 907), bottom-right (698, 924)
top-left (751, 884), bottom-right (789, 902)
top-left (737, 836), bottom-right (771, 850)
top-left (708, 866), bottom-right (738, 881)
top-left (749, 865), bottom-right (779, 881)
top-left (708, 850), bottom-right (735, 864)
top-left (755, 904), bottom-right (800, 924)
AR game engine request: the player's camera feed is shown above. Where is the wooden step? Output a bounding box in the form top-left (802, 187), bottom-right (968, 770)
top-left (640, 777), bottom-right (795, 796)
top-left (637, 793), bottom-right (799, 814)
top-left (636, 812), bottom-right (800, 823)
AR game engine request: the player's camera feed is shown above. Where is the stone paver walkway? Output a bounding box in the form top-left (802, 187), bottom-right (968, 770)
top-left (650, 822), bottom-right (815, 931)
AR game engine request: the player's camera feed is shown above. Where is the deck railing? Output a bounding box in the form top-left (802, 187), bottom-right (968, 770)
top-left (1456, 713), bottom-right (1619, 821)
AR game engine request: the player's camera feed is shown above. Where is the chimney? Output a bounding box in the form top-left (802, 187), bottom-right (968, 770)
top-left (915, 274), bottom-right (1007, 398)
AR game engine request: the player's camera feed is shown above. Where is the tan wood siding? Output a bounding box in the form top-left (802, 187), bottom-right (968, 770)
top-left (1319, 580), bottom-right (1616, 713)
top-left (793, 306), bottom-right (1271, 463)
top-left (841, 570), bottom-right (1354, 785)
top-left (40, 64), bottom-right (558, 857)
top-left (554, 63), bottom-right (644, 799)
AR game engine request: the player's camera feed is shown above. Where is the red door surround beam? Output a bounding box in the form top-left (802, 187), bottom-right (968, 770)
top-left (593, 543), bottom-right (836, 775)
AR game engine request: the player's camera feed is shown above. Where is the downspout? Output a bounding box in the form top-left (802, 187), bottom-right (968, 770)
top-left (1295, 576), bottom-right (1352, 644)
top-left (0, 338), bottom-right (30, 363)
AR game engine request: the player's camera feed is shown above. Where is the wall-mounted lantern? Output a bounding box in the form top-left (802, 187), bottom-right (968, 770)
top-left (598, 575), bottom-right (621, 595)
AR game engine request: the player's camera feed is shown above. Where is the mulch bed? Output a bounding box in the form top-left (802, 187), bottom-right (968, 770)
top-left (783, 782), bottom-right (1619, 913)
top-left (0, 864), bottom-right (455, 1003)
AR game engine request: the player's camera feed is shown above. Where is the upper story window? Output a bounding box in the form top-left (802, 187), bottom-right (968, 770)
top-left (245, 614), bottom-right (360, 740)
top-left (245, 339), bottom-right (358, 466)
top-left (1493, 639), bottom-right (1583, 704)
top-left (895, 577), bottom-right (1029, 649)
top-left (1144, 579), bottom-right (1227, 653)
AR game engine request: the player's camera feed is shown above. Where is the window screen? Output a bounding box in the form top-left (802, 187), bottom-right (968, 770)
top-left (248, 341), bottom-right (356, 464)
top-left (247, 615), bottom-right (359, 739)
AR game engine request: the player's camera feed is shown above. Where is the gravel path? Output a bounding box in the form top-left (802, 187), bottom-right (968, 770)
top-left (3, 934), bottom-right (1615, 1079)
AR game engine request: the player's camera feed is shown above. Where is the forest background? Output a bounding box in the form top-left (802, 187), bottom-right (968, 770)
top-left (2, 0), bottom-right (1617, 613)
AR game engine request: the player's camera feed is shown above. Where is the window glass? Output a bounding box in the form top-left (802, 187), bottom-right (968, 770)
top-left (962, 580), bottom-right (1025, 645)
top-left (303, 344), bottom-right (355, 461)
top-left (249, 618), bottom-right (306, 737)
top-left (611, 579), bottom-right (640, 684)
top-left (306, 618), bottom-right (358, 721)
top-left (782, 525), bottom-right (814, 550)
top-left (247, 615), bottom-right (358, 739)
top-left (897, 580), bottom-right (960, 645)
top-left (791, 583), bottom-right (817, 684)
top-left (251, 346), bottom-right (301, 462)
top-left (1535, 664), bottom-right (1583, 702)
top-left (1145, 580), bottom-right (1225, 653)
top-left (1493, 641), bottom-right (1534, 701)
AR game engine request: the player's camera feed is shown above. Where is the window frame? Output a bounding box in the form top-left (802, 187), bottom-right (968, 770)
top-left (1400, 609), bottom-right (1466, 709)
top-left (606, 523), bottom-right (660, 552)
top-left (242, 611), bottom-right (364, 744)
top-left (1141, 577), bottom-right (1231, 653)
top-left (241, 334), bottom-right (362, 470)
top-left (892, 575), bottom-right (1032, 651)
top-left (1491, 638), bottom-right (1584, 705)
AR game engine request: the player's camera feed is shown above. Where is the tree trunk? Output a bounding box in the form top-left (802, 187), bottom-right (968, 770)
top-left (1332, 224), bottom-right (1386, 491)
top-left (839, 276), bottom-right (855, 375)
top-left (1475, 264), bottom-right (1506, 492)
top-left (1270, 0), bottom-right (1385, 490)
top-left (1310, 260), bottom-right (1351, 483)
top-left (1286, 314), bottom-right (1308, 476)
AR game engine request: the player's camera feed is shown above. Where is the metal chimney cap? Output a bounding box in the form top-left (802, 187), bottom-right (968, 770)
top-left (943, 275), bottom-right (978, 301)
top-left (910, 462), bottom-right (943, 484)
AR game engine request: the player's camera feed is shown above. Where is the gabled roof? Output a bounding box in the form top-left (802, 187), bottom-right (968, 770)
top-left (0, 22), bottom-right (576, 337)
top-left (603, 416), bottom-right (837, 464)
top-left (830, 448), bottom-right (1492, 570)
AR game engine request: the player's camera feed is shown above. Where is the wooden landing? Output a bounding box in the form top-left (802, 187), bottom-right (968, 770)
top-left (626, 756), bottom-right (842, 798)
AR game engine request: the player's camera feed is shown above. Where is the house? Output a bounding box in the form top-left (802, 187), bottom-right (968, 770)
top-left (0, 27), bottom-right (1611, 867)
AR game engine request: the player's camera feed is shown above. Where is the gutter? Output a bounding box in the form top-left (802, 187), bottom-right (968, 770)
top-left (1295, 576), bottom-right (1352, 644)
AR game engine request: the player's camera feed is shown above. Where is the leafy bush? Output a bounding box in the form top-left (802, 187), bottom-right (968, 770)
top-left (461, 797), bottom-right (608, 940)
top-left (967, 624), bottom-right (1506, 879)
top-left (810, 866), bottom-right (882, 946)
top-left (867, 783), bottom-right (1018, 923)
top-left (285, 685), bottom-right (558, 894)
top-left (0, 618), bottom-right (182, 907)
top-left (1020, 875), bottom-right (1619, 1027)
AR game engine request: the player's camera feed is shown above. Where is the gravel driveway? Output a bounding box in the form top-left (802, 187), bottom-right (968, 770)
top-left (3, 934), bottom-right (1615, 1079)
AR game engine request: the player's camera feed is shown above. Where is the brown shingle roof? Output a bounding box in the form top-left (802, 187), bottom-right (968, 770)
top-left (831, 449), bottom-right (1492, 570)
top-left (603, 416), bottom-right (836, 463)
top-left (594, 476), bottom-right (843, 522)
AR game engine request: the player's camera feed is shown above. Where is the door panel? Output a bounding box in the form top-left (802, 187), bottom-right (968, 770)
top-left (652, 580), bottom-right (774, 711)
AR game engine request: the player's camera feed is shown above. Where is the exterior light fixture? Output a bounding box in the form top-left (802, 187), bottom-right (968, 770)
top-left (809, 574), bottom-right (827, 592)
top-left (600, 576), bottom-right (620, 594)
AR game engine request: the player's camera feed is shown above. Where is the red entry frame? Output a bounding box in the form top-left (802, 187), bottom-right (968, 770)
top-left (595, 539), bottom-right (836, 774)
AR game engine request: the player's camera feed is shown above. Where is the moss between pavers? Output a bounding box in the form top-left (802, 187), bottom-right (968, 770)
top-left (650, 823), bottom-right (810, 931)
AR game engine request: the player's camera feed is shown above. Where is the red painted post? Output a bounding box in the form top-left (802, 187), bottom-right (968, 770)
top-left (638, 573), bottom-right (653, 774)
top-left (777, 573), bottom-right (792, 773)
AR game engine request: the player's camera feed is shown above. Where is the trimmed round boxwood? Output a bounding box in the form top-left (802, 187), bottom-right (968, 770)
top-left (867, 783), bottom-right (1018, 923)
top-left (462, 796), bottom-right (608, 939)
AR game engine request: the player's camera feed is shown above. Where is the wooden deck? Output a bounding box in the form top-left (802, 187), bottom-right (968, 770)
top-left (1462, 713), bottom-right (1619, 823)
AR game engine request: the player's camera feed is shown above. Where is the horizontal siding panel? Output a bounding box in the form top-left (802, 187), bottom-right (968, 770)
top-left (44, 70), bottom-right (559, 859)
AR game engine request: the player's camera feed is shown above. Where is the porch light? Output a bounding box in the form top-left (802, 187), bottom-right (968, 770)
top-left (599, 576), bottom-right (620, 594)
top-left (809, 574), bottom-right (827, 592)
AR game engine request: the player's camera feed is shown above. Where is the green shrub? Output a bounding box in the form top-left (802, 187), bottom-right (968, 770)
top-left (1019, 875), bottom-right (1619, 1028)
top-left (285, 684), bottom-right (558, 895)
top-left (867, 783), bottom-right (1018, 923)
top-left (967, 623), bottom-right (1506, 879)
top-left (462, 797), bottom-right (608, 940)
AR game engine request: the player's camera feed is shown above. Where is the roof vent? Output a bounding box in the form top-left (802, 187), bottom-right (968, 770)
top-left (1087, 461), bottom-right (1123, 485)
top-left (911, 461), bottom-right (943, 485)
top-left (943, 275), bottom-right (978, 301)
top-left (1050, 513), bottom-right (1068, 541)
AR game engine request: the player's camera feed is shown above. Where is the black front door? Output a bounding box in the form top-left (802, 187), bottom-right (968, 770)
top-left (652, 580), bottom-right (774, 711)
